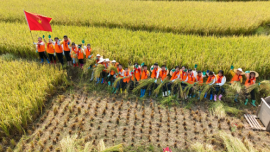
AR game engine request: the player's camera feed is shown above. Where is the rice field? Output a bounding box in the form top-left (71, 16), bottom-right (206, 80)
top-left (1, 0), bottom-right (270, 35)
top-left (0, 59), bottom-right (67, 136)
top-left (1, 22), bottom-right (270, 77)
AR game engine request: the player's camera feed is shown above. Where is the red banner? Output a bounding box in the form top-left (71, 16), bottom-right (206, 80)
top-left (24, 10), bottom-right (52, 32)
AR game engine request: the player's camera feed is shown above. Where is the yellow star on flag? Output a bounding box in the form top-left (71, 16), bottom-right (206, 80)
top-left (37, 19), bottom-right (42, 24)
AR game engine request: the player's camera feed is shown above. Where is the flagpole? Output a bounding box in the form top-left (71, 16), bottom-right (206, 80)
top-left (24, 10), bottom-right (36, 51)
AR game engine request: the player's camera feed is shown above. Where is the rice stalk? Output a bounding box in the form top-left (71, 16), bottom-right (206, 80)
top-left (106, 65), bottom-right (118, 74)
top-left (94, 64), bottom-right (105, 79)
top-left (132, 78), bottom-right (155, 93)
top-left (153, 78), bottom-right (170, 94)
top-left (209, 101), bottom-right (226, 119)
top-left (190, 142), bottom-right (215, 152)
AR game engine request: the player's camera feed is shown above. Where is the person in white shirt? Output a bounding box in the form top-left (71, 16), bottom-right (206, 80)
top-left (212, 70), bottom-right (226, 101)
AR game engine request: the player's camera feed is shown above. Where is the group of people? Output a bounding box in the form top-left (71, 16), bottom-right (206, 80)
top-left (91, 54), bottom-right (259, 107)
top-left (34, 35), bottom-right (92, 67)
top-left (34, 35), bottom-right (259, 107)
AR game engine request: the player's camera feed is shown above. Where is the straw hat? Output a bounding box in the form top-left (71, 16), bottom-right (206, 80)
top-left (234, 68), bottom-right (245, 75)
top-left (249, 71), bottom-right (259, 78)
top-left (96, 54), bottom-right (101, 57)
top-left (105, 58), bottom-right (110, 62)
top-left (112, 60), bottom-right (116, 63)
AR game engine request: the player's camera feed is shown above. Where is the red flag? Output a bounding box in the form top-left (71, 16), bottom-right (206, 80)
top-left (24, 10), bottom-right (52, 32)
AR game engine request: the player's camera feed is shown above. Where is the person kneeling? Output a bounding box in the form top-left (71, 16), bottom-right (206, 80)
top-left (213, 70), bottom-right (226, 101)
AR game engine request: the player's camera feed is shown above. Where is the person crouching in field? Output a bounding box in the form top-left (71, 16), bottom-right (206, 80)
top-left (150, 63), bottom-right (160, 97)
top-left (61, 35), bottom-right (72, 66)
top-left (184, 69), bottom-right (196, 98)
top-left (230, 67), bottom-right (245, 102)
top-left (165, 66), bottom-right (181, 96)
top-left (90, 54), bottom-right (101, 81)
top-left (44, 38), bottom-right (56, 64)
top-left (213, 70), bottom-right (226, 101)
top-left (77, 44), bottom-right (85, 69)
top-left (108, 60), bottom-right (118, 86)
top-left (71, 42), bottom-right (78, 67)
top-left (122, 67), bottom-right (132, 94)
top-left (112, 64), bottom-right (125, 94)
top-left (35, 37), bottom-right (50, 63)
top-left (204, 71), bottom-right (215, 100)
top-left (194, 70), bottom-right (205, 99)
top-left (159, 65), bottom-right (169, 96)
top-left (244, 71), bottom-right (259, 106)
top-left (54, 37), bottom-right (64, 65)
top-left (140, 65), bottom-right (150, 97)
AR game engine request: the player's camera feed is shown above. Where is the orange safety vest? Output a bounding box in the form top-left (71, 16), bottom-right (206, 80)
top-left (132, 68), bottom-right (141, 81)
top-left (85, 48), bottom-right (92, 58)
top-left (71, 47), bottom-right (78, 58)
top-left (215, 75), bottom-right (224, 84)
top-left (63, 40), bottom-right (71, 51)
top-left (37, 42), bottom-right (45, 52)
top-left (123, 71), bottom-right (131, 83)
top-left (46, 43), bottom-right (54, 54)
top-left (170, 71), bottom-right (180, 81)
top-left (117, 68), bottom-right (124, 78)
top-left (230, 74), bottom-right (242, 83)
top-left (186, 73), bottom-right (195, 84)
top-left (141, 70), bottom-right (149, 80)
top-left (55, 42), bottom-right (63, 53)
top-left (103, 62), bottom-right (108, 72)
top-left (77, 49), bottom-right (84, 59)
top-left (196, 75), bottom-right (203, 84)
top-left (206, 76), bottom-right (215, 84)
top-left (180, 71), bottom-right (187, 81)
top-left (245, 78), bottom-right (256, 87)
top-left (159, 70), bottom-right (167, 81)
top-left (110, 63), bottom-right (119, 75)
top-left (151, 68), bottom-right (159, 78)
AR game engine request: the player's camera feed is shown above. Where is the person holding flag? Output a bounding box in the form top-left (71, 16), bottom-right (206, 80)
top-left (43, 35), bottom-right (56, 64)
top-left (34, 37), bottom-right (50, 63)
top-left (60, 35), bottom-right (72, 66)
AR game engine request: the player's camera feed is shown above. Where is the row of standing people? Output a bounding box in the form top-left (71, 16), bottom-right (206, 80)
top-left (34, 35), bottom-right (92, 67)
top-left (92, 54), bottom-right (259, 107)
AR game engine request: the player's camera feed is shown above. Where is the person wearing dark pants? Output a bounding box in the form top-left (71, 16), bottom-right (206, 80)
top-left (60, 35), bottom-right (72, 66)
top-left (163, 66), bottom-right (180, 97)
top-left (44, 38), bottom-right (56, 64)
top-left (54, 37), bottom-right (64, 65)
top-left (112, 64), bottom-right (125, 93)
top-left (213, 70), bottom-right (226, 101)
top-left (244, 71), bottom-right (259, 107)
top-left (140, 65), bottom-right (150, 97)
top-left (34, 37), bottom-right (50, 63)
top-left (150, 63), bottom-right (160, 96)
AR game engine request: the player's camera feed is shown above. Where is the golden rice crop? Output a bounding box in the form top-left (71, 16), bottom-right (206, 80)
top-left (1, 0), bottom-right (270, 35)
top-left (0, 59), bottom-right (67, 135)
top-left (1, 22), bottom-right (270, 76)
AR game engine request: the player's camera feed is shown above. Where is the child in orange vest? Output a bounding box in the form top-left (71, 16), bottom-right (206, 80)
top-left (150, 63), bottom-right (160, 96)
top-left (112, 64), bottom-right (125, 94)
top-left (159, 65), bottom-right (169, 96)
top-left (60, 35), bottom-right (72, 66)
top-left (204, 71), bottom-right (216, 100)
top-left (244, 71), bottom-right (259, 106)
top-left (230, 67), bottom-right (245, 102)
top-left (194, 70), bottom-right (205, 99)
top-left (122, 67), bottom-right (132, 93)
top-left (44, 38), bottom-right (56, 64)
top-left (71, 42), bottom-right (79, 67)
top-left (77, 44), bottom-right (85, 69)
top-left (107, 60), bottom-right (118, 86)
top-left (165, 66), bottom-right (181, 97)
top-left (184, 69), bottom-right (196, 98)
top-left (34, 37), bottom-right (50, 63)
top-left (213, 70), bottom-right (226, 101)
top-left (140, 65), bottom-right (150, 97)
top-left (54, 37), bottom-right (64, 65)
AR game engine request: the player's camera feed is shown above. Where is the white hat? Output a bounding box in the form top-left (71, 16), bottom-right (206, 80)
top-left (234, 68), bottom-right (245, 75)
top-left (98, 58), bottom-right (104, 63)
top-left (112, 60), bottom-right (116, 63)
top-left (105, 58), bottom-right (110, 62)
top-left (96, 54), bottom-right (101, 57)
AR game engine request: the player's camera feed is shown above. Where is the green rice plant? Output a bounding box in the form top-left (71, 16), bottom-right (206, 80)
top-left (209, 101), bottom-right (226, 119)
top-left (83, 58), bottom-right (96, 74)
top-left (230, 81), bottom-right (244, 94)
top-left (172, 79), bottom-right (184, 98)
top-left (224, 106), bottom-right (243, 116)
top-left (153, 78), bottom-right (170, 94)
top-left (113, 77), bottom-right (124, 88)
top-left (200, 84), bottom-right (214, 101)
top-left (2, 0), bottom-right (270, 35)
top-left (106, 65), bottom-right (118, 74)
top-left (132, 78), bottom-right (155, 93)
top-left (94, 64), bottom-right (105, 79)
top-left (190, 142), bottom-right (215, 152)
top-left (0, 59), bottom-right (67, 136)
top-left (218, 131), bottom-right (256, 152)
